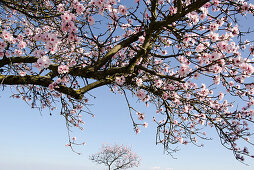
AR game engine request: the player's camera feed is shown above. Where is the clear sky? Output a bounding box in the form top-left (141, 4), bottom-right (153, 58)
top-left (0, 86), bottom-right (254, 170)
top-left (1, 1), bottom-right (254, 170)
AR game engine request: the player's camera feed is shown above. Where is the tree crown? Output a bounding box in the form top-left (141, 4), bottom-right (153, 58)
top-left (0, 0), bottom-right (254, 162)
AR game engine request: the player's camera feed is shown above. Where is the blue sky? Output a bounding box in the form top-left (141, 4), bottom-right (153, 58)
top-left (0, 86), bottom-right (254, 170)
top-left (1, 1), bottom-right (254, 170)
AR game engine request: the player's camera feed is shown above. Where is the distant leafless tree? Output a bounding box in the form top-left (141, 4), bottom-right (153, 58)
top-left (90, 144), bottom-right (140, 170)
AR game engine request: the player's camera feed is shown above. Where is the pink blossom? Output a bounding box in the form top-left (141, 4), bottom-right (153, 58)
top-left (209, 52), bottom-right (221, 61)
top-left (200, 13), bottom-right (207, 20)
top-left (234, 56), bottom-right (243, 66)
top-left (163, 93), bottom-right (170, 100)
top-left (37, 56), bottom-right (51, 69)
top-left (229, 81), bottom-right (234, 86)
top-left (144, 12), bottom-right (150, 19)
top-left (165, 84), bottom-right (175, 90)
top-left (135, 127), bottom-right (140, 134)
top-left (161, 50), bottom-right (167, 55)
top-left (193, 72), bottom-right (200, 79)
top-left (219, 92), bottom-right (224, 100)
top-left (68, 33), bottom-right (78, 42)
top-left (136, 89), bottom-right (146, 100)
top-left (108, 0), bottom-right (117, 5)
top-left (174, 120), bottom-right (178, 125)
top-left (203, 2), bottom-right (211, 8)
top-left (144, 122), bottom-right (148, 128)
top-left (58, 65), bottom-right (69, 74)
top-left (213, 75), bottom-right (220, 85)
top-left (158, 0), bottom-right (164, 5)
top-left (56, 78), bottom-right (62, 84)
top-left (240, 63), bottom-right (254, 75)
top-left (250, 46), bottom-right (254, 55)
top-left (88, 16), bottom-right (95, 25)
top-left (200, 88), bottom-right (209, 96)
top-left (48, 83), bottom-right (55, 91)
top-left (212, 64), bottom-right (222, 74)
top-left (0, 51), bottom-right (4, 58)
top-left (138, 35), bottom-right (145, 44)
top-left (65, 143), bottom-right (71, 147)
top-left (19, 71), bottom-right (27, 76)
top-left (61, 13), bottom-right (72, 22)
top-left (118, 5), bottom-right (127, 15)
top-left (231, 25), bottom-right (239, 36)
top-left (179, 64), bottom-right (190, 77)
top-left (76, 4), bottom-right (85, 15)
top-left (1, 30), bottom-right (13, 42)
top-left (218, 41), bottom-right (227, 52)
top-left (195, 43), bottom-right (205, 52)
top-left (137, 112), bottom-right (145, 120)
top-left (18, 41), bottom-right (26, 49)
top-left (136, 78), bottom-right (143, 86)
top-left (179, 137), bottom-right (183, 144)
top-left (209, 32), bottom-right (219, 42)
top-left (0, 41), bottom-right (6, 50)
top-left (57, 4), bottom-right (65, 13)
top-left (115, 76), bottom-right (125, 85)
top-left (33, 49), bottom-right (44, 58)
top-left (15, 49), bottom-right (22, 56)
top-left (155, 79), bottom-right (163, 88)
top-left (209, 22), bottom-right (219, 32)
top-left (142, 94), bottom-right (150, 102)
top-left (155, 59), bottom-right (163, 65)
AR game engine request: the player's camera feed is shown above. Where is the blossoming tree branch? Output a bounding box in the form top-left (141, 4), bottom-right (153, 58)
top-left (0, 0), bottom-right (254, 162)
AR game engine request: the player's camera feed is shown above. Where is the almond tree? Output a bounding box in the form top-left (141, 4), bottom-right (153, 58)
top-left (0, 0), bottom-right (254, 162)
top-left (90, 144), bottom-right (140, 170)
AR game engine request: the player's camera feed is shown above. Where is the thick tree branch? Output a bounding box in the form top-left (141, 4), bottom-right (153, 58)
top-left (95, 31), bottom-right (144, 70)
top-left (0, 74), bottom-right (83, 99)
top-left (136, 65), bottom-right (183, 82)
top-left (77, 79), bottom-right (112, 95)
top-left (0, 56), bottom-right (38, 67)
top-left (155, 0), bottom-right (210, 29)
